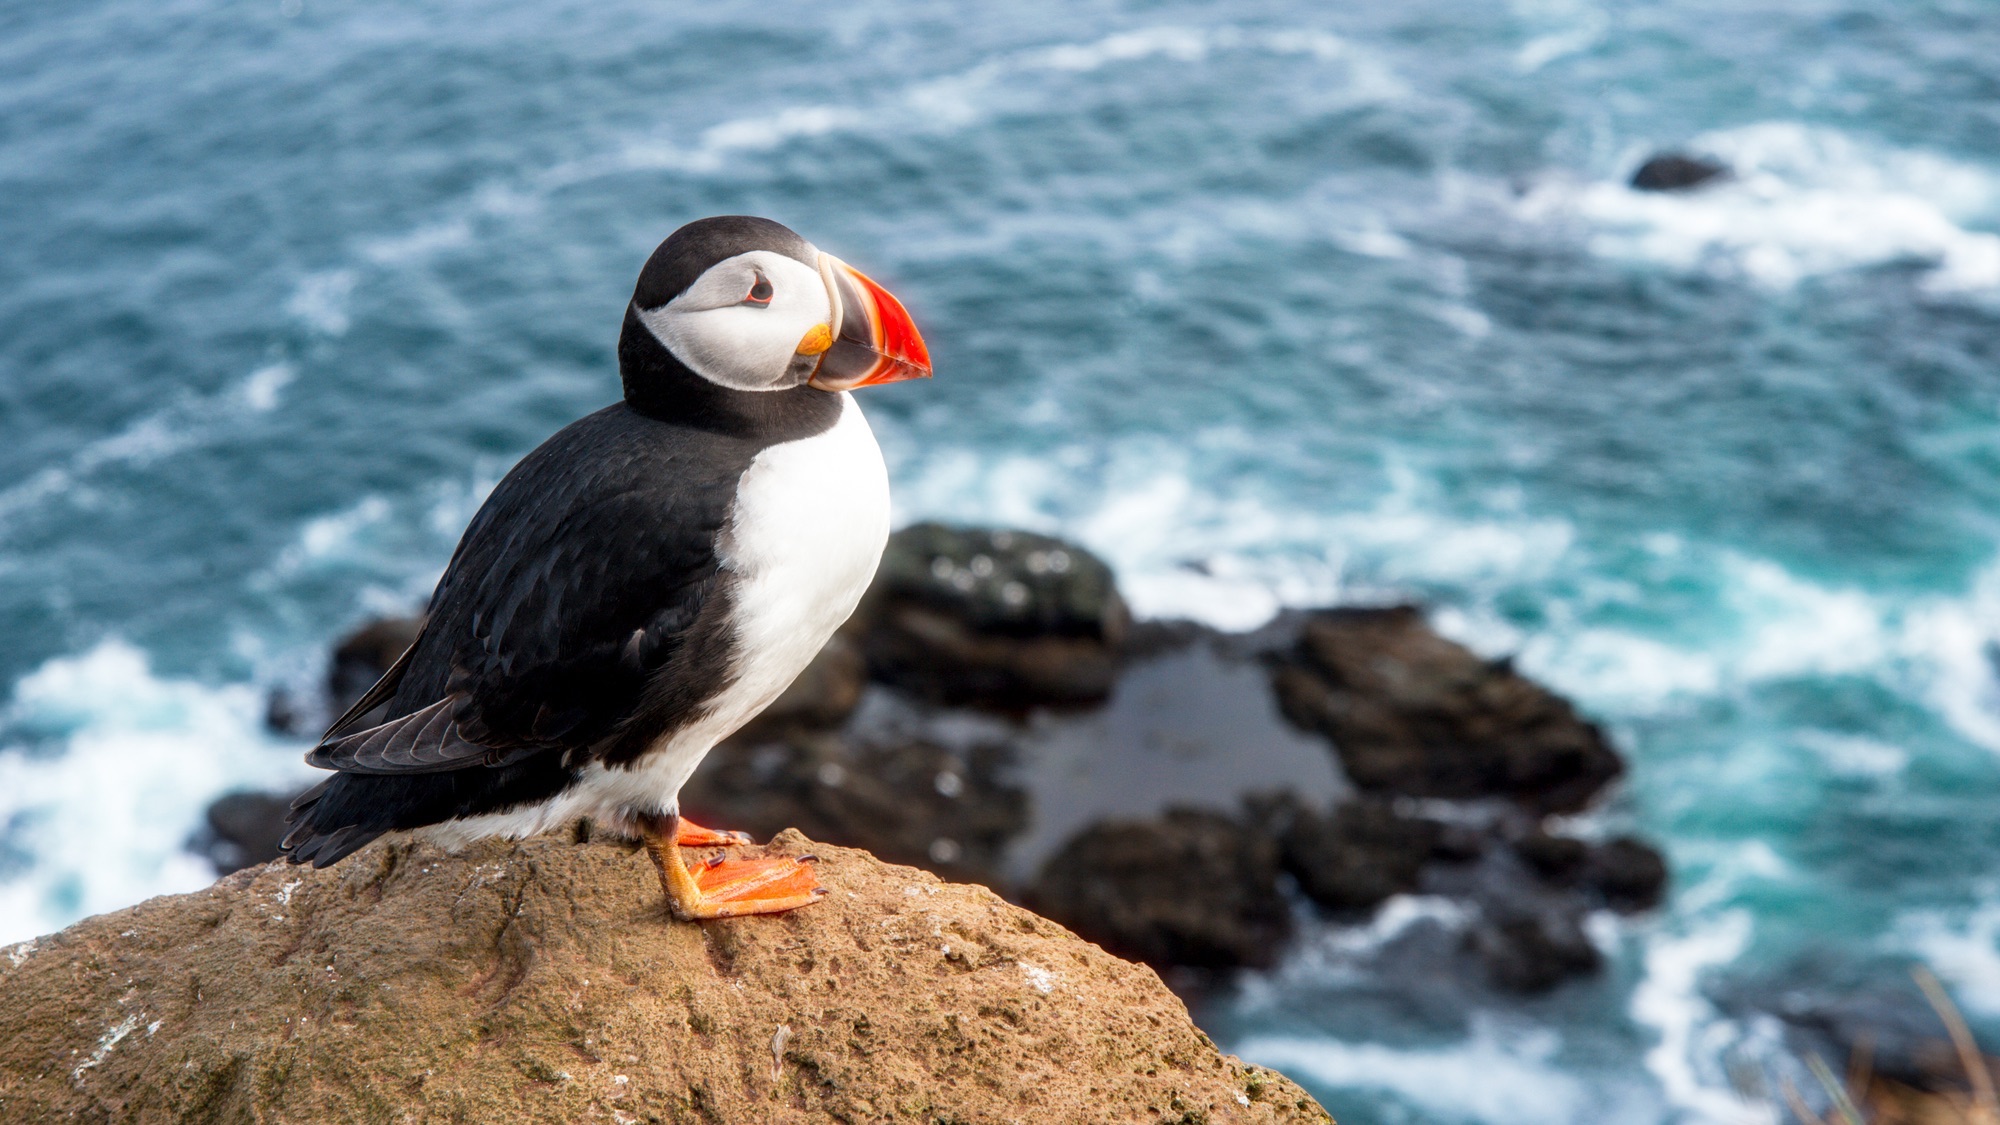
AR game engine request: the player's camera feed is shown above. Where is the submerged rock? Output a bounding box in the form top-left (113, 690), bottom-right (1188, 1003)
top-left (855, 523), bottom-right (1129, 708)
top-left (1271, 606), bottom-right (1624, 813)
top-left (1464, 903), bottom-right (1603, 993)
top-left (0, 834), bottom-right (1327, 1123)
top-left (1630, 152), bottom-right (1730, 192)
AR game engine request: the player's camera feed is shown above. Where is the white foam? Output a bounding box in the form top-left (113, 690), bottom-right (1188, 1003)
top-left (236, 363), bottom-right (296, 413)
top-left (887, 441), bottom-right (1574, 632)
top-left (1796, 730), bottom-right (1908, 777)
top-left (1238, 1018), bottom-right (1599, 1125)
top-left (284, 269), bottom-right (357, 335)
top-left (1522, 122), bottom-right (2000, 293)
top-left (1513, 0), bottom-right (1609, 73)
top-left (0, 640), bottom-right (314, 945)
top-left (1893, 896), bottom-right (2000, 1018)
top-left (1629, 912), bottom-right (1777, 1125)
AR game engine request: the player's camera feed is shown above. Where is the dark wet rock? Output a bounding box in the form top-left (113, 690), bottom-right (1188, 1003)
top-left (1630, 152), bottom-right (1730, 192)
top-left (328, 614), bottom-right (424, 723)
top-left (678, 729), bottom-right (1027, 889)
top-left (1465, 904), bottom-right (1603, 993)
top-left (730, 632), bottom-right (867, 742)
top-left (262, 686), bottom-right (306, 735)
top-left (1586, 835), bottom-right (1669, 911)
top-left (190, 790), bottom-right (299, 874)
top-left (855, 523), bottom-right (1129, 708)
top-left (1256, 794), bottom-right (1448, 914)
top-left (1509, 831), bottom-right (1666, 912)
top-left (1029, 808), bottom-right (1290, 971)
top-left (1271, 606), bottom-right (1624, 813)
top-left (997, 639), bottom-right (1347, 881)
top-left (1515, 829), bottom-right (1591, 883)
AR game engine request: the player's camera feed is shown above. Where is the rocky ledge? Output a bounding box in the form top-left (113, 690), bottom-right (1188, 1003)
top-left (0, 833), bottom-right (1326, 1124)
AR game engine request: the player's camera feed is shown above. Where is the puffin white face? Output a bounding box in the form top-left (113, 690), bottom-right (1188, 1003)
top-left (636, 250), bottom-right (833, 392)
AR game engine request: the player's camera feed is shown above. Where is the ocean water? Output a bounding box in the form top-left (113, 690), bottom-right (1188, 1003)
top-left (3, 0), bottom-right (1999, 1119)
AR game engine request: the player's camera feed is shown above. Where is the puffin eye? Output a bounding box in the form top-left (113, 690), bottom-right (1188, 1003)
top-left (745, 272), bottom-right (774, 307)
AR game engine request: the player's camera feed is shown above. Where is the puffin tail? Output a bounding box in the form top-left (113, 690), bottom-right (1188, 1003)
top-left (281, 778), bottom-right (389, 868)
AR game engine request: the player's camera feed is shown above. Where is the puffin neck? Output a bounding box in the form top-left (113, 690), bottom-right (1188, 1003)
top-left (616, 304), bottom-right (841, 442)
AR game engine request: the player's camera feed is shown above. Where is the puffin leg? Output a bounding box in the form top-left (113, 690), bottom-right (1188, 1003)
top-left (639, 812), bottom-right (824, 921)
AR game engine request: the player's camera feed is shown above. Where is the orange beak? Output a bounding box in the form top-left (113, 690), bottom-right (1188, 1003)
top-left (806, 253), bottom-right (932, 392)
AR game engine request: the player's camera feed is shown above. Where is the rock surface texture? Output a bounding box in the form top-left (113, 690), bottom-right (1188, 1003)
top-left (0, 832), bottom-right (1327, 1125)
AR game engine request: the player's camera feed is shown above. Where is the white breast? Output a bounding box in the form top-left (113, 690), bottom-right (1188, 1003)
top-left (708, 391), bottom-right (892, 737)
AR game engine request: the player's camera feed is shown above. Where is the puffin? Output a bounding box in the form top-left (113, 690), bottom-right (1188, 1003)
top-left (281, 215), bottom-right (931, 921)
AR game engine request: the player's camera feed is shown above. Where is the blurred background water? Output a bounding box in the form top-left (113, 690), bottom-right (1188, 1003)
top-left (3, 0), bottom-right (2000, 1120)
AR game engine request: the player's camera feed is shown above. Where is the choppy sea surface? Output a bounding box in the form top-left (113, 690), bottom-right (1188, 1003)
top-left (5, 0), bottom-right (2000, 1119)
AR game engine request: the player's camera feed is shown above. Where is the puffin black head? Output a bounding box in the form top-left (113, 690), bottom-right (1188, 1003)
top-left (619, 215), bottom-right (930, 410)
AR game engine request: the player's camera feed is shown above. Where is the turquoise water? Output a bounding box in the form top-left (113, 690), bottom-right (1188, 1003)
top-left (4, 1), bottom-right (2000, 1119)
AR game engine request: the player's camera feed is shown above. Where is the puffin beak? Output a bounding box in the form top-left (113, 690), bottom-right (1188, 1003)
top-left (805, 253), bottom-right (932, 392)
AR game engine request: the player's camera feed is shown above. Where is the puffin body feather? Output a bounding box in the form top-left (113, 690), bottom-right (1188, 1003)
top-left (421, 393), bottom-right (889, 850)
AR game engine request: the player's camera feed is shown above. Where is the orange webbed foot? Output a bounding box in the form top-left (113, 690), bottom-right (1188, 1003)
top-left (690, 854), bottom-right (825, 918)
top-left (640, 814), bottom-right (825, 922)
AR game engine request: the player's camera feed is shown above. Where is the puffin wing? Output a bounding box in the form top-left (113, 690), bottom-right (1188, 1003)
top-left (308, 406), bottom-right (749, 771)
top-left (320, 624), bottom-right (426, 740)
top-left (307, 696), bottom-right (542, 774)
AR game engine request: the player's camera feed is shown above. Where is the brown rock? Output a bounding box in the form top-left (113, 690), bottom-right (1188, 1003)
top-left (1030, 809), bottom-right (1291, 971)
top-left (1272, 606), bottom-right (1623, 813)
top-left (0, 833), bottom-right (1328, 1124)
top-left (857, 523), bottom-right (1129, 708)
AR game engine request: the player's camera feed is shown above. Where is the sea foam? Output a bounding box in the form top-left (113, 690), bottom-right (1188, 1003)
top-left (1521, 122), bottom-right (2000, 295)
top-left (1238, 1019), bottom-right (1612, 1125)
top-left (0, 641), bottom-right (313, 945)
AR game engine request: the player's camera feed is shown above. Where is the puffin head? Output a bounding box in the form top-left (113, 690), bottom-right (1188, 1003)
top-left (622, 216), bottom-right (930, 400)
